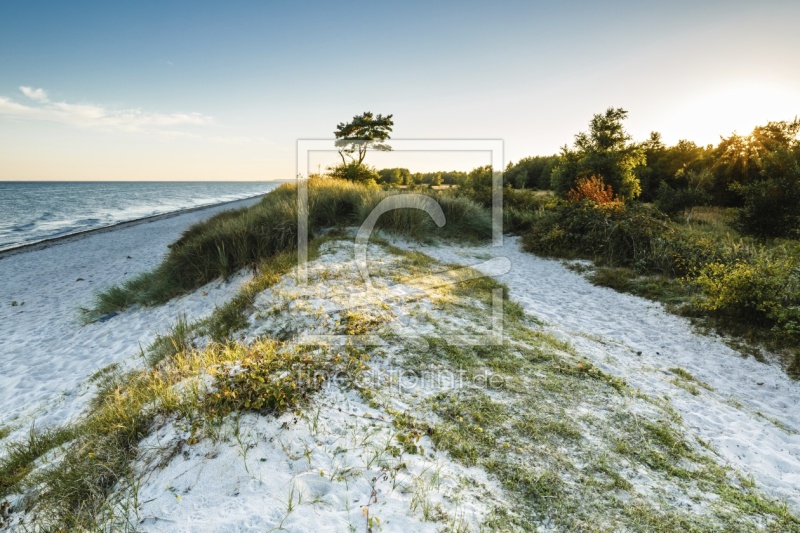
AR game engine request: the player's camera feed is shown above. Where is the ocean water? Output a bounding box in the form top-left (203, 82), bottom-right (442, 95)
top-left (0, 181), bottom-right (282, 252)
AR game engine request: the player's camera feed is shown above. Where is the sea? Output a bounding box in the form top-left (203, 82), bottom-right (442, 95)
top-left (0, 181), bottom-right (283, 252)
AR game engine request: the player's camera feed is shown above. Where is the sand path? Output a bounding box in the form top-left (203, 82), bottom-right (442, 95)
top-left (396, 236), bottom-right (800, 509)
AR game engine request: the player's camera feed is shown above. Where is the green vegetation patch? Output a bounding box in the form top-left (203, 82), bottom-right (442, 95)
top-left (521, 199), bottom-right (800, 373)
top-left (87, 178), bottom-right (491, 319)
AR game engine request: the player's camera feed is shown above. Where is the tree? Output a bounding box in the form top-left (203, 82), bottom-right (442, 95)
top-left (551, 108), bottom-right (646, 200)
top-left (505, 155), bottom-right (559, 189)
top-left (467, 165), bottom-right (494, 190)
top-left (636, 132), bottom-right (666, 201)
top-left (639, 136), bottom-right (711, 203)
top-left (334, 112), bottom-right (394, 167)
top-left (728, 119), bottom-right (800, 237)
top-left (329, 161), bottom-right (380, 185)
top-left (707, 120), bottom-right (800, 206)
top-left (377, 167), bottom-right (410, 186)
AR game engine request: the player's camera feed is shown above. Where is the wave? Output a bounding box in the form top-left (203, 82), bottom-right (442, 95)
top-left (11, 223), bottom-right (36, 233)
top-left (0, 182), bottom-right (281, 252)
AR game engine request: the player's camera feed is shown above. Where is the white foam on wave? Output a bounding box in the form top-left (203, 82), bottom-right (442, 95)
top-left (0, 182), bottom-right (281, 251)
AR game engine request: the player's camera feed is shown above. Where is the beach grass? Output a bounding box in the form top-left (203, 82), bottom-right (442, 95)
top-left (0, 425), bottom-right (78, 498)
top-left (1, 334), bottom-right (369, 531)
top-left (88, 178), bottom-right (490, 319)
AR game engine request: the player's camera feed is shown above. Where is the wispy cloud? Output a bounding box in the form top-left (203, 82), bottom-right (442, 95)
top-left (20, 86), bottom-right (48, 103)
top-left (0, 86), bottom-right (274, 146)
top-left (0, 87), bottom-right (214, 133)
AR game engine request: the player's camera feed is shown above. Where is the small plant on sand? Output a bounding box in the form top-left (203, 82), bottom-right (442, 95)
top-left (147, 313), bottom-right (194, 366)
top-left (0, 425), bottom-right (78, 498)
top-left (207, 344), bottom-right (370, 416)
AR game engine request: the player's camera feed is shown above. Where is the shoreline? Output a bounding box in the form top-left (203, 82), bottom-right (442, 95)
top-left (0, 193), bottom-right (269, 260)
top-left (1, 193), bottom-right (267, 434)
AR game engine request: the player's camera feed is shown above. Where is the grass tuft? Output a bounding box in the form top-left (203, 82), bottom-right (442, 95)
top-left (146, 313), bottom-right (194, 366)
top-left (0, 425), bottom-right (78, 499)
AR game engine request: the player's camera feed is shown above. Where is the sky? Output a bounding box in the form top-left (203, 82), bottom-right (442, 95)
top-left (1, 0), bottom-right (799, 181)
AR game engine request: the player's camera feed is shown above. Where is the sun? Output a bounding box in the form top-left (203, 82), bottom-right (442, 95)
top-left (659, 81), bottom-right (800, 145)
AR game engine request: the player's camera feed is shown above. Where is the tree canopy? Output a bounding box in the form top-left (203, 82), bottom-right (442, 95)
top-left (334, 112), bottom-right (394, 166)
top-left (551, 107), bottom-right (646, 200)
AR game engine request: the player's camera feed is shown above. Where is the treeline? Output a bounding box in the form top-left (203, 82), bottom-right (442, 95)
top-left (376, 168), bottom-right (467, 187)
top-left (359, 107), bottom-right (800, 238)
top-left (501, 108), bottom-right (800, 238)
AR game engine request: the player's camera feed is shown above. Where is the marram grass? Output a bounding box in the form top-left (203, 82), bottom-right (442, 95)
top-left (89, 178), bottom-right (490, 317)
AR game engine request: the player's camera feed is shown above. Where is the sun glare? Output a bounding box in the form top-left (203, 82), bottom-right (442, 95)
top-left (659, 81), bottom-right (800, 145)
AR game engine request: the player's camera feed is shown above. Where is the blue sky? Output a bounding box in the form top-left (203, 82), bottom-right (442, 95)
top-left (1, 0), bottom-right (799, 180)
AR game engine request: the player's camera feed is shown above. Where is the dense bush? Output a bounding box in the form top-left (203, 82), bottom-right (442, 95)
top-left (654, 182), bottom-right (711, 217)
top-left (328, 161), bottom-right (381, 185)
top-left (566, 175), bottom-right (618, 204)
top-left (733, 174), bottom-right (800, 238)
top-left (522, 201), bottom-right (676, 272)
top-left (694, 253), bottom-right (800, 336)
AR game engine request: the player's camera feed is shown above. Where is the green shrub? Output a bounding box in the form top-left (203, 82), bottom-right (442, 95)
top-left (655, 182), bottom-right (711, 217)
top-left (521, 200), bottom-right (753, 277)
top-left (522, 202), bottom-right (676, 272)
top-left (693, 253), bottom-right (800, 335)
top-left (327, 161), bottom-right (381, 185)
top-left (733, 176), bottom-right (800, 238)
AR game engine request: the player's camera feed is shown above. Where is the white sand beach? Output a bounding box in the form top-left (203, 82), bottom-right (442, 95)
top-left (0, 198), bottom-right (262, 434)
top-left (2, 210), bottom-right (800, 531)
